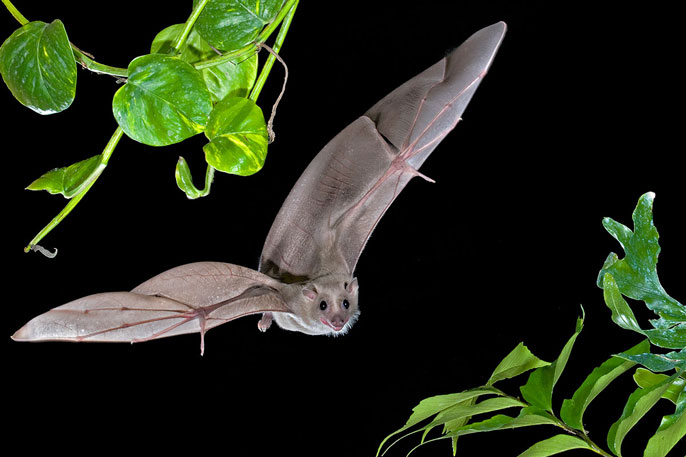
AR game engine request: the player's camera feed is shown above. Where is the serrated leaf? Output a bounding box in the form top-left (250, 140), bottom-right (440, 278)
top-left (517, 434), bottom-right (593, 457)
top-left (607, 372), bottom-right (679, 456)
top-left (112, 54), bottom-right (212, 146)
top-left (560, 339), bottom-right (650, 431)
top-left (194, 0), bottom-right (285, 51)
top-left (0, 20), bottom-right (77, 114)
top-left (203, 96), bottom-right (268, 175)
top-left (520, 313), bottom-right (584, 412)
top-left (598, 192), bottom-right (686, 326)
top-left (633, 368), bottom-right (686, 404)
top-left (644, 384), bottom-right (686, 457)
top-left (488, 342), bottom-right (550, 386)
top-left (26, 155), bottom-right (104, 198)
top-left (151, 24), bottom-right (257, 102)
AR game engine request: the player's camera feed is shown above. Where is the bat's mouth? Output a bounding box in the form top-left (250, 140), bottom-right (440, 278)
top-left (320, 318), bottom-right (346, 332)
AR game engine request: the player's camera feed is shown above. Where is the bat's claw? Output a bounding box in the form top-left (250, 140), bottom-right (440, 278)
top-left (258, 312), bottom-right (273, 332)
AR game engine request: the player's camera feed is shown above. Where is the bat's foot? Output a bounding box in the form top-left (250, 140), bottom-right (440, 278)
top-left (258, 312), bottom-right (273, 332)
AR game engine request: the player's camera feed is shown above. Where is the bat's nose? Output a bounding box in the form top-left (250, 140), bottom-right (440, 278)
top-left (329, 315), bottom-right (346, 331)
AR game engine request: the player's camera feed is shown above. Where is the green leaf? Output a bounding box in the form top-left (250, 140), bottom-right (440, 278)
top-left (194, 0), bottom-right (285, 51)
top-left (26, 155), bottom-right (104, 198)
top-left (607, 372), bottom-right (679, 456)
top-left (560, 339), bottom-right (650, 431)
top-left (151, 24), bottom-right (257, 102)
top-left (175, 156), bottom-right (213, 199)
top-left (520, 313), bottom-right (584, 412)
top-left (618, 349), bottom-right (686, 373)
top-left (644, 384), bottom-right (686, 457)
top-left (422, 396), bottom-right (526, 439)
top-left (488, 342), bottom-right (551, 386)
top-left (0, 20), bottom-right (77, 114)
top-left (112, 54), bottom-right (212, 146)
top-left (517, 434), bottom-right (594, 457)
top-left (633, 368), bottom-right (686, 404)
top-left (602, 273), bottom-right (686, 349)
top-left (447, 407), bottom-right (560, 438)
top-left (376, 387), bottom-right (501, 455)
top-left (598, 192), bottom-right (686, 325)
top-left (203, 96), bottom-right (268, 175)
top-left (602, 273), bottom-right (644, 334)
top-left (394, 407), bottom-right (562, 456)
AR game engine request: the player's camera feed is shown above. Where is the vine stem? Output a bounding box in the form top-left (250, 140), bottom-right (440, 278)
top-left (24, 127), bottom-right (125, 253)
top-left (249, 0), bottom-right (298, 102)
top-left (184, 0), bottom-right (298, 198)
top-left (3, 0), bottom-right (128, 77)
top-left (170, 0), bottom-right (210, 54)
top-left (2, 0), bottom-right (27, 24)
top-left (192, 0), bottom-right (299, 72)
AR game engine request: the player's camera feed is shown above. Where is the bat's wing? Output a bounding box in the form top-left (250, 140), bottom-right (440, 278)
top-left (12, 262), bottom-right (291, 354)
top-left (260, 22), bottom-right (506, 279)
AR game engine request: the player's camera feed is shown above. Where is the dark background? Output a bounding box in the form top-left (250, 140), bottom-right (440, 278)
top-left (3, 2), bottom-right (683, 456)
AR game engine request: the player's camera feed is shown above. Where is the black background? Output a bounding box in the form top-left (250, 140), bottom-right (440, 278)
top-left (3, 2), bottom-right (684, 456)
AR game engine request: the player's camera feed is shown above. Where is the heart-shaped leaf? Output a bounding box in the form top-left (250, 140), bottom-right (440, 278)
top-left (194, 0), bottom-right (285, 51)
top-left (112, 54), bottom-right (212, 146)
top-left (0, 20), bottom-right (77, 114)
top-left (203, 96), bottom-right (268, 175)
top-left (151, 24), bottom-right (257, 103)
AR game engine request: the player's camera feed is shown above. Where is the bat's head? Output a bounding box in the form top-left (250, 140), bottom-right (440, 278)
top-left (275, 274), bottom-right (360, 336)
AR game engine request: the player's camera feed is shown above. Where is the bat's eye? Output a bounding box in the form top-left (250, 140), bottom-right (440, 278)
top-left (342, 299), bottom-right (350, 309)
top-left (319, 301), bottom-right (328, 310)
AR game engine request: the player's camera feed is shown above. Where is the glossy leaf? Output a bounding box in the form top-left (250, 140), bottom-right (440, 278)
top-left (603, 273), bottom-right (686, 349)
top-left (175, 157), bottom-right (212, 199)
top-left (194, 0), bottom-right (285, 51)
top-left (203, 96), bottom-right (268, 175)
top-left (488, 342), bottom-right (550, 386)
top-left (618, 349), bottom-right (686, 373)
top-left (112, 54), bottom-right (212, 146)
top-left (633, 368), bottom-right (686, 404)
top-left (0, 20), bottom-right (76, 114)
top-left (151, 24), bottom-right (258, 102)
top-left (598, 192), bottom-right (686, 325)
top-left (644, 384), bottom-right (686, 457)
top-left (607, 372), bottom-right (679, 456)
top-left (517, 434), bottom-right (593, 457)
top-left (560, 339), bottom-right (650, 431)
top-left (26, 155), bottom-right (104, 198)
top-left (520, 313), bottom-right (584, 412)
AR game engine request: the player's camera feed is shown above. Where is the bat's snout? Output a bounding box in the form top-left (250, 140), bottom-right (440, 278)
top-left (320, 317), bottom-right (347, 332)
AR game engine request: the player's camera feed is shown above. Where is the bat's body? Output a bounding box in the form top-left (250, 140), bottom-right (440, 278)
top-left (13, 22), bottom-right (506, 354)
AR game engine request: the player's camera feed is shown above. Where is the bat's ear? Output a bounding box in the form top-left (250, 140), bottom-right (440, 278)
top-left (346, 278), bottom-right (359, 295)
top-left (302, 285), bottom-right (318, 301)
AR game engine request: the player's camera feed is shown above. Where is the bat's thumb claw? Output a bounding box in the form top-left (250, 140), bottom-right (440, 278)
top-left (258, 312), bottom-right (273, 332)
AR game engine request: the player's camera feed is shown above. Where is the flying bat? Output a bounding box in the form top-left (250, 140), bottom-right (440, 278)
top-left (12, 22), bottom-right (506, 354)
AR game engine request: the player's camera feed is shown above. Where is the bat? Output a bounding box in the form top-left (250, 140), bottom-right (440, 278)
top-left (12, 22), bottom-right (506, 354)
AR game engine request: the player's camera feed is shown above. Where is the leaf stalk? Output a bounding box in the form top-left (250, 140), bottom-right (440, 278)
top-left (24, 127), bottom-right (125, 254)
